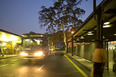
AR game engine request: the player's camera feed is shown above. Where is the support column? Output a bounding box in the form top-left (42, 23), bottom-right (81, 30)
top-left (96, 7), bottom-right (103, 48)
top-left (106, 41), bottom-right (109, 70)
top-left (72, 36), bottom-right (73, 56)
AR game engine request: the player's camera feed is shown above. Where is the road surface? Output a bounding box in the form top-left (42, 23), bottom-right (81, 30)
top-left (0, 54), bottom-right (90, 77)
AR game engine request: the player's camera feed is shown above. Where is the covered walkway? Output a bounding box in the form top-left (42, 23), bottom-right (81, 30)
top-left (67, 0), bottom-right (116, 73)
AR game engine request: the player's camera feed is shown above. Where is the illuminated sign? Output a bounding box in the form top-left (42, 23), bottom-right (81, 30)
top-left (108, 41), bottom-right (116, 45)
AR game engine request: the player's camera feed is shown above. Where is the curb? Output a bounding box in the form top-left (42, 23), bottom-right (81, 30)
top-left (66, 54), bottom-right (91, 72)
top-left (0, 56), bottom-right (17, 59)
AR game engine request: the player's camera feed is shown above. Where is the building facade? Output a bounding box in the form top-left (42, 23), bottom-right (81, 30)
top-left (0, 29), bottom-right (22, 55)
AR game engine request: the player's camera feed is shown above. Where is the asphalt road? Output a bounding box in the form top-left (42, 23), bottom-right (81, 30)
top-left (0, 55), bottom-right (90, 77)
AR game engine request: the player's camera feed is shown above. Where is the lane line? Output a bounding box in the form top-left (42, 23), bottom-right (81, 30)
top-left (0, 64), bottom-right (9, 68)
top-left (64, 55), bottom-right (88, 77)
top-left (38, 65), bottom-right (44, 70)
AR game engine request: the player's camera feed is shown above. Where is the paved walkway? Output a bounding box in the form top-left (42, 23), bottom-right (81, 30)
top-left (66, 53), bottom-right (116, 77)
top-left (0, 54), bottom-right (17, 59)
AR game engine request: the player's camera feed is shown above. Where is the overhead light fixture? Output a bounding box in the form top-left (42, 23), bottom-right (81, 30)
top-left (80, 36), bottom-right (84, 39)
top-left (114, 34), bottom-right (116, 36)
top-left (88, 32), bottom-right (93, 35)
top-left (103, 25), bottom-right (111, 28)
top-left (104, 21), bottom-right (110, 25)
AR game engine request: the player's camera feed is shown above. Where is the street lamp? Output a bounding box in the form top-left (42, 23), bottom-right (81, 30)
top-left (71, 31), bottom-right (74, 34)
top-left (71, 31), bottom-right (74, 56)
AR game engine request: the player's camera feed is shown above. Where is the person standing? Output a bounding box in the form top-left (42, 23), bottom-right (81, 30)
top-left (90, 41), bottom-right (107, 77)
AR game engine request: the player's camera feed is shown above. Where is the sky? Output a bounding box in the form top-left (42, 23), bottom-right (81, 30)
top-left (0, 0), bottom-right (102, 35)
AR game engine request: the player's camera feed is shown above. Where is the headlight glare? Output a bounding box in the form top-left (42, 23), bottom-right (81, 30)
top-left (20, 52), bottom-right (28, 56)
top-left (34, 52), bottom-right (43, 56)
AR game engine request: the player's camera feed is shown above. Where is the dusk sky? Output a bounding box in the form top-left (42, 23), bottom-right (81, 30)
top-left (0, 0), bottom-right (102, 35)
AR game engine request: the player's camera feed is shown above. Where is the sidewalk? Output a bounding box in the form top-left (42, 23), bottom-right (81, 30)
top-left (0, 54), bottom-right (17, 59)
top-left (66, 53), bottom-right (116, 77)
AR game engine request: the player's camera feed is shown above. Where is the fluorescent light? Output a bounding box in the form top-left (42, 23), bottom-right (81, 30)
top-left (88, 32), bottom-right (93, 35)
top-left (103, 25), bottom-right (111, 28)
top-left (80, 36), bottom-right (84, 39)
top-left (104, 21), bottom-right (110, 25)
top-left (114, 34), bottom-right (116, 36)
top-left (88, 33), bottom-right (93, 35)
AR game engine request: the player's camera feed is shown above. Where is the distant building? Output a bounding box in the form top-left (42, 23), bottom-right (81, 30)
top-left (0, 29), bottom-right (22, 54)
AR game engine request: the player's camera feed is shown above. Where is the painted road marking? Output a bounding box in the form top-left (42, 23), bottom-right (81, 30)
top-left (64, 55), bottom-right (88, 77)
top-left (0, 64), bottom-right (9, 68)
top-left (38, 65), bottom-right (44, 71)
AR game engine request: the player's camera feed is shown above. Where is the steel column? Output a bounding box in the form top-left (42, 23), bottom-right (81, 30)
top-left (72, 36), bottom-right (73, 56)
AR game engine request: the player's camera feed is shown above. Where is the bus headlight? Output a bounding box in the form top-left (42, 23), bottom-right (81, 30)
top-left (20, 52), bottom-right (28, 56)
top-left (34, 52), bottom-right (43, 56)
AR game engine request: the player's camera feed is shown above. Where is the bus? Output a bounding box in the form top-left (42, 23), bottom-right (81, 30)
top-left (19, 32), bottom-right (49, 60)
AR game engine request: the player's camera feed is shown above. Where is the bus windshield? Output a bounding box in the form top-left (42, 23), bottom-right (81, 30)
top-left (22, 38), bottom-right (43, 50)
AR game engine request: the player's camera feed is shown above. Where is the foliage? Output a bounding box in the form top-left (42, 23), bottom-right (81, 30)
top-left (39, 0), bottom-right (86, 49)
top-left (44, 31), bottom-right (64, 45)
top-left (38, 0), bottom-right (85, 34)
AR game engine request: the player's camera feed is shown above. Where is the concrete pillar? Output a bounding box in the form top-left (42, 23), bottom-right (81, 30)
top-left (72, 36), bottom-right (73, 56)
top-left (80, 45), bottom-right (84, 58)
top-left (76, 45), bottom-right (78, 56)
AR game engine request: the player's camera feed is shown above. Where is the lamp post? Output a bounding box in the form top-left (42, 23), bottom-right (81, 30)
top-left (71, 31), bottom-right (74, 56)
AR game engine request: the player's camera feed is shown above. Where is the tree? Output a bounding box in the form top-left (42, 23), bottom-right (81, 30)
top-left (44, 31), bottom-right (64, 46)
top-left (38, 0), bottom-right (85, 52)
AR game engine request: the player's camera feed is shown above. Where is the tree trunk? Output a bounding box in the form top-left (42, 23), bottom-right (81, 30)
top-left (61, 23), bottom-right (67, 53)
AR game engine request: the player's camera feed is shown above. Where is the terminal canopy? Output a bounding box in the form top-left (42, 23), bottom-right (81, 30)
top-left (68, 0), bottom-right (116, 42)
